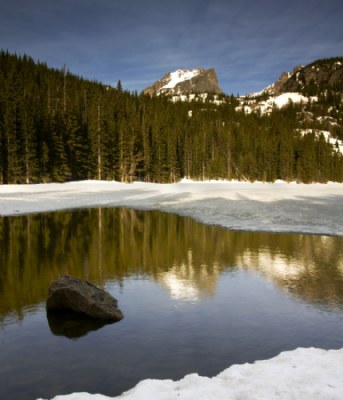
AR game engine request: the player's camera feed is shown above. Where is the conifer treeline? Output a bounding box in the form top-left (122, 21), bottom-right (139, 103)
top-left (1, 51), bottom-right (342, 184)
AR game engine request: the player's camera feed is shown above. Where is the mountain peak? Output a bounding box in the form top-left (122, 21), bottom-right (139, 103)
top-left (143, 67), bottom-right (222, 96)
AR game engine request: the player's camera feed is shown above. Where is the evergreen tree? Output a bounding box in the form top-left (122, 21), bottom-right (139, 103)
top-left (0, 50), bottom-right (342, 185)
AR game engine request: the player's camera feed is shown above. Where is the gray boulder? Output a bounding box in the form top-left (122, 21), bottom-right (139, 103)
top-left (47, 275), bottom-right (124, 322)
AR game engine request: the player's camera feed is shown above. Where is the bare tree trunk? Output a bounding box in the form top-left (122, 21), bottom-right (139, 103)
top-left (63, 64), bottom-right (67, 114)
top-left (97, 102), bottom-right (102, 180)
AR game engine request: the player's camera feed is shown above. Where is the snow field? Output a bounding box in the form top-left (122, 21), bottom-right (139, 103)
top-left (1, 180), bottom-right (343, 236)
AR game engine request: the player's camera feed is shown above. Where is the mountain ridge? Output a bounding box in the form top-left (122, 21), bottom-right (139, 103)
top-left (256, 57), bottom-right (343, 96)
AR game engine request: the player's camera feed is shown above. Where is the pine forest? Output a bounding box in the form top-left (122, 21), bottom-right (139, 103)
top-left (1, 51), bottom-right (342, 184)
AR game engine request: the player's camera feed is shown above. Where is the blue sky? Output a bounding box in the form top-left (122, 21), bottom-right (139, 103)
top-left (1, 0), bottom-right (342, 95)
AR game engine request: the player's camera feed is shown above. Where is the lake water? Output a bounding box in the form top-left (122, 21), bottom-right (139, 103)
top-left (1, 208), bottom-right (343, 400)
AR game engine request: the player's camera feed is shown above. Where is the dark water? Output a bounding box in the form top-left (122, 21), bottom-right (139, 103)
top-left (1, 208), bottom-right (343, 400)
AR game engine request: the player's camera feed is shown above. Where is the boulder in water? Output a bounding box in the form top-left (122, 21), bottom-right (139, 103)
top-left (46, 275), bottom-right (124, 322)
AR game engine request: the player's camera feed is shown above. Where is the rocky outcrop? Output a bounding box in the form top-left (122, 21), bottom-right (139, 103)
top-left (144, 68), bottom-right (222, 96)
top-left (276, 58), bottom-right (343, 94)
top-left (257, 58), bottom-right (343, 96)
top-left (46, 275), bottom-right (124, 321)
top-left (266, 71), bottom-right (292, 94)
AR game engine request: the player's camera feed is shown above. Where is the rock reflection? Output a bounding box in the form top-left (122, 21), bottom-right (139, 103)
top-left (47, 309), bottom-right (114, 339)
top-left (1, 207), bottom-right (343, 321)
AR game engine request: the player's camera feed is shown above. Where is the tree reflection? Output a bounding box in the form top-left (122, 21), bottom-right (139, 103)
top-left (1, 207), bottom-right (343, 321)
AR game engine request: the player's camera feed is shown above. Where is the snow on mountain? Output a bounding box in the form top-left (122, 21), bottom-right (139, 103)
top-left (160, 69), bottom-right (201, 91)
top-left (249, 71), bottom-right (293, 97)
top-left (142, 58), bottom-right (343, 157)
top-left (296, 129), bottom-right (343, 155)
top-left (170, 93), bottom-right (225, 105)
top-left (143, 67), bottom-right (222, 96)
top-left (236, 92), bottom-right (317, 115)
top-left (250, 58), bottom-right (343, 98)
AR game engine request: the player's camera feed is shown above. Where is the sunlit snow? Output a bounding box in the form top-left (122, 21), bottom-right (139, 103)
top-left (160, 69), bottom-right (200, 91)
top-left (36, 347), bottom-right (343, 400)
top-left (171, 93), bottom-right (224, 105)
top-left (237, 92), bottom-right (317, 115)
top-left (1, 180), bottom-right (342, 236)
top-left (296, 128), bottom-right (343, 154)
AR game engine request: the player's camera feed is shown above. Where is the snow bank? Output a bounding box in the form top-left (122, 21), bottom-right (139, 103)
top-left (1, 180), bottom-right (343, 235)
top-left (38, 347), bottom-right (343, 400)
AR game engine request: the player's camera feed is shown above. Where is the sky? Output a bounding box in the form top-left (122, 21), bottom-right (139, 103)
top-left (0, 0), bottom-right (342, 95)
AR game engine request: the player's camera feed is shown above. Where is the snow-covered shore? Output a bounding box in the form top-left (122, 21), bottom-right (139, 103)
top-left (1, 180), bottom-right (343, 399)
top-left (38, 347), bottom-right (343, 400)
top-left (1, 179), bottom-right (343, 235)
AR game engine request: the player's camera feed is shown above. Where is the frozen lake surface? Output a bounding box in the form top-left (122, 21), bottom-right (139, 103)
top-left (1, 179), bottom-right (343, 235)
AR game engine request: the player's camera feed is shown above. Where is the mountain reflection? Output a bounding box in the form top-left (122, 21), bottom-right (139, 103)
top-left (1, 207), bottom-right (343, 320)
top-left (157, 252), bottom-right (221, 302)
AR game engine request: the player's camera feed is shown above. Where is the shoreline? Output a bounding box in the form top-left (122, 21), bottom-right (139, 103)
top-left (1, 180), bottom-right (343, 236)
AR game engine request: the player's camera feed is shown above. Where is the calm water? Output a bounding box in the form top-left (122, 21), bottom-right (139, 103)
top-left (1, 208), bottom-right (343, 400)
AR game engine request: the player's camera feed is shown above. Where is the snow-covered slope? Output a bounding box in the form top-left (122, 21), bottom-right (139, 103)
top-left (236, 92), bottom-right (317, 115)
top-left (250, 58), bottom-right (343, 97)
top-left (235, 59), bottom-right (343, 156)
top-left (160, 69), bottom-right (200, 91)
top-left (296, 129), bottom-right (343, 155)
top-left (249, 71), bottom-right (294, 97)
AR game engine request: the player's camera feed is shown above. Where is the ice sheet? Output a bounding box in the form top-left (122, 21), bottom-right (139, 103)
top-left (1, 180), bottom-right (342, 235)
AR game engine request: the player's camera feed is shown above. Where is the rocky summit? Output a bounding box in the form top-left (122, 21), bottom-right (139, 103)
top-left (143, 67), bottom-right (223, 96)
top-left (259, 57), bottom-right (343, 96)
